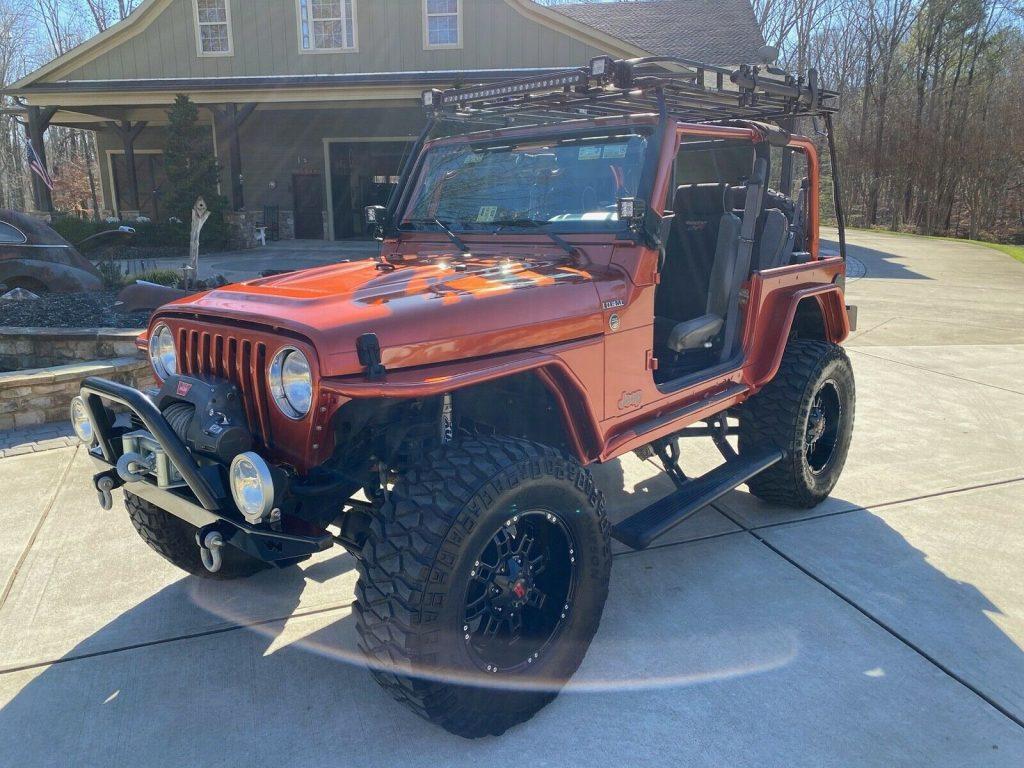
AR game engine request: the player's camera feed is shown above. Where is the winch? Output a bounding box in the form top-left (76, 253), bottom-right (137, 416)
top-left (114, 374), bottom-right (253, 489)
top-left (154, 374), bottom-right (253, 464)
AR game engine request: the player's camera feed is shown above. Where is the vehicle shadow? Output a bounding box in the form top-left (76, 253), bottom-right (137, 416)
top-left (821, 236), bottom-right (929, 280)
top-left (1, 487), bottom-right (1022, 766)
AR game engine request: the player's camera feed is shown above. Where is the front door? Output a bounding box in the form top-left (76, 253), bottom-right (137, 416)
top-left (293, 173), bottom-right (324, 239)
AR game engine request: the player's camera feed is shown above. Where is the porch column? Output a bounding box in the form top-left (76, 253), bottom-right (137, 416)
top-left (25, 106), bottom-right (57, 213)
top-left (210, 103), bottom-right (257, 211)
top-left (107, 120), bottom-right (148, 216)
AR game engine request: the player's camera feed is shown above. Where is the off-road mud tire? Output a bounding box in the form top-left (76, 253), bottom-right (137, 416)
top-left (125, 491), bottom-right (267, 579)
top-left (354, 437), bottom-right (612, 738)
top-left (739, 340), bottom-right (855, 507)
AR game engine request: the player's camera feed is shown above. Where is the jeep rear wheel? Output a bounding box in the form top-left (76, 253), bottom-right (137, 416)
top-left (125, 491), bottom-right (267, 580)
top-left (354, 437), bottom-right (611, 738)
top-left (738, 340), bottom-right (855, 507)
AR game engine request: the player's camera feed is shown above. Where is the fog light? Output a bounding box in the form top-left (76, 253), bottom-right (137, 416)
top-left (229, 452), bottom-right (275, 524)
top-left (69, 396), bottom-right (94, 444)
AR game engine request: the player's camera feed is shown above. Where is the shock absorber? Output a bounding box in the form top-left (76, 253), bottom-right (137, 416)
top-left (441, 392), bottom-right (453, 445)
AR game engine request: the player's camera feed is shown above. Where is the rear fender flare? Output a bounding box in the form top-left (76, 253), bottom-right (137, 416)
top-left (749, 284), bottom-right (849, 387)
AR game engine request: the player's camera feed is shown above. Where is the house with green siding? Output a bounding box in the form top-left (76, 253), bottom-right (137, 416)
top-left (8, 0), bottom-right (762, 241)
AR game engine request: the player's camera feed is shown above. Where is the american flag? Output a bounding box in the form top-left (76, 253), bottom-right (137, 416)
top-left (26, 140), bottom-right (54, 191)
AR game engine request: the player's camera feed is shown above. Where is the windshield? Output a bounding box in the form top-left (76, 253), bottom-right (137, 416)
top-left (399, 131), bottom-right (650, 232)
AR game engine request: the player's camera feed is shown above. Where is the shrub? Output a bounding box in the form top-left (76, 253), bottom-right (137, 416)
top-left (52, 216), bottom-right (231, 253)
top-left (97, 260), bottom-right (126, 289)
top-left (51, 216), bottom-right (106, 245)
top-left (133, 269), bottom-right (182, 287)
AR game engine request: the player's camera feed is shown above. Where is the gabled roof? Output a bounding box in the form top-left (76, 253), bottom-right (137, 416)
top-left (552, 0), bottom-right (765, 65)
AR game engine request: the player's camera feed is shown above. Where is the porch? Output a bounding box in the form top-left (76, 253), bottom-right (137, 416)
top-left (10, 69), bottom-right (564, 244)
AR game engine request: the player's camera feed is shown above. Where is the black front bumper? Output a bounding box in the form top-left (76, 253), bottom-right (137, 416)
top-left (80, 376), bottom-right (333, 565)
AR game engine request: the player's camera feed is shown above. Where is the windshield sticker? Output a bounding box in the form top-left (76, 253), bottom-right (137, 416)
top-left (578, 146), bottom-right (603, 160)
top-left (476, 206), bottom-right (498, 223)
top-left (602, 144), bottom-right (628, 159)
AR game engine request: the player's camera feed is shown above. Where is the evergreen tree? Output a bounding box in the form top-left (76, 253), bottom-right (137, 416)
top-left (163, 94), bottom-right (224, 223)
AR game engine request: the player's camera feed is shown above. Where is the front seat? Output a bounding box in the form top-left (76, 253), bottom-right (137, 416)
top-left (660, 185), bottom-right (742, 354)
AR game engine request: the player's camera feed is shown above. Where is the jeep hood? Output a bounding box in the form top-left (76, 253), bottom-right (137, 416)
top-left (160, 256), bottom-right (606, 376)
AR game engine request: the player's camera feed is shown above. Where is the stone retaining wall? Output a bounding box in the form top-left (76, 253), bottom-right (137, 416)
top-left (0, 328), bottom-right (141, 371)
top-left (0, 357), bottom-right (154, 430)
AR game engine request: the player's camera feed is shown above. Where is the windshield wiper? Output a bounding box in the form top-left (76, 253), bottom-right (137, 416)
top-left (401, 218), bottom-right (470, 252)
top-left (491, 220), bottom-right (577, 258)
top-left (433, 218), bottom-right (470, 253)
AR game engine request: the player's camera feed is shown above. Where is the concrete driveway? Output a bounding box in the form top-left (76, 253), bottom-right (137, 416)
top-left (1, 230), bottom-right (1022, 766)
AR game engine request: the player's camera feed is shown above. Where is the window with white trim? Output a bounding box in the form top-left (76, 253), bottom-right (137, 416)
top-left (299, 0), bottom-right (357, 52)
top-left (194, 0), bottom-right (233, 56)
top-left (424, 0), bottom-right (461, 48)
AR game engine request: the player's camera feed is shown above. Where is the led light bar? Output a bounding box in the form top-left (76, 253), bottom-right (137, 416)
top-left (424, 69), bottom-right (588, 111)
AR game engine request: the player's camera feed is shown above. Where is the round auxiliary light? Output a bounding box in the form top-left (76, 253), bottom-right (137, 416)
top-left (148, 324), bottom-right (177, 380)
top-left (229, 452), bottom-right (276, 524)
top-left (69, 396), bottom-right (94, 444)
top-left (268, 347), bottom-right (312, 419)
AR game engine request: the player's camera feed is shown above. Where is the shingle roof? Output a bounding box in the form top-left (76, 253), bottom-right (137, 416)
top-left (551, 0), bottom-right (765, 65)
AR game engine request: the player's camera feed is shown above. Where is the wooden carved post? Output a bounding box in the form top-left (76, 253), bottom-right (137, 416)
top-left (186, 196), bottom-right (210, 290)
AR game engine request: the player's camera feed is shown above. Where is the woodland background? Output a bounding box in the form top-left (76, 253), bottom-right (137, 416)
top-left (1, 0), bottom-right (1023, 242)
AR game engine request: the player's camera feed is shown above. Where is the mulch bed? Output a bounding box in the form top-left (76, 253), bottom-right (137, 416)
top-left (0, 290), bottom-right (149, 329)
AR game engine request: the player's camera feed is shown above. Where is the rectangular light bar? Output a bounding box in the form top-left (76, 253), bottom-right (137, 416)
top-left (424, 70), bottom-right (588, 110)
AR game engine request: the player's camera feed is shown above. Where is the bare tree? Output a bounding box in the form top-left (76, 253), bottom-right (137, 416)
top-left (82, 0), bottom-right (140, 32)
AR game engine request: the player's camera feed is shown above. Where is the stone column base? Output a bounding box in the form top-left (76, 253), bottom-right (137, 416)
top-left (224, 210), bottom-right (258, 249)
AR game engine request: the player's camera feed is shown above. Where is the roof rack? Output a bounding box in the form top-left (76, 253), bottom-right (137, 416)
top-left (422, 56), bottom-right (839, 127)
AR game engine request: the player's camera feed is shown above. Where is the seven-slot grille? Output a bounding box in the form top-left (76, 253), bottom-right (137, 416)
top-left (176, 328), bottom-right (274, 447)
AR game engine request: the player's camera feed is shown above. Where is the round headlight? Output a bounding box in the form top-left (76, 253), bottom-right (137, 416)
top-left (148, 324), bottom-right (177, 380)
top-left (69, 396), bottom-right (95, 444)
top-left (269, 347), bottom-right (312, 419)
top-left (229, 452), bottom-right (276, 524)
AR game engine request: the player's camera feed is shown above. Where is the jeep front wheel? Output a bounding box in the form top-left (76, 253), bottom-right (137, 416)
top-left (125, 492), bottom-right (267, 580)
top-left (739, 340), bottom-right (855, 507)
top-left (354, 437), bottom-right (612, 738)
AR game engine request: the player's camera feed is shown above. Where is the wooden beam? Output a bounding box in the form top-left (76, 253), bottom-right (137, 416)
top-left (107, 119), bottom-right (148, 214)
top-left (209, 103), bottom-right (257, 211)
top-left (26, 106), bottom-right (55, 212)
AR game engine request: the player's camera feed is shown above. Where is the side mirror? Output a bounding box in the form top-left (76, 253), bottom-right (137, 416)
top-left (364, 205), bottom-right (387, 240)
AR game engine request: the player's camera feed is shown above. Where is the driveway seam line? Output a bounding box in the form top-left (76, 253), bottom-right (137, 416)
top-left (616, 475), bottom-right (1024, 559)
top-left (846, 316), bottom-right (896, 343)
top-left (0, 600), bottom-right (355, 676)
top-left (848, 348), bottom-right (1024, 396)
top-left (745, 475), bottom-right (1024, 533)
top-left (712, 502), bottom-right (1024, 731)
top-left (0, 445), bottom-right (79, 612)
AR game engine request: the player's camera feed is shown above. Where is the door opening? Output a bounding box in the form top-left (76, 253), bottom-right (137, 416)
top-left (292, 172), bottom-right (324, 239)
top-left (328, 141), bottom-right (410, 239)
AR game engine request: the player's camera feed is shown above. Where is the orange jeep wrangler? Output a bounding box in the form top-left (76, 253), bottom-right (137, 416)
top-left (72, 57), bottom-right (855, 738)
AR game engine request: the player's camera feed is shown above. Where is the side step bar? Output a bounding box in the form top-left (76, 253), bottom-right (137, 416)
top-left (610, 448), bottom-right (784, 551)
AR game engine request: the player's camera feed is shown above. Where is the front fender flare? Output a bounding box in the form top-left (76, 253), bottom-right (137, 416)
top-left (320, 346), bottom-right (604, 463)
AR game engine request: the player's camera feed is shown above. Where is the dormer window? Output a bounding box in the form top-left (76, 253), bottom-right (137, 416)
top-left (194, 0), bottom-right (233, 57)
top-left (299, 0), bottom-right (358, 53)
top-left (424, 0), bottom-right (461, 49)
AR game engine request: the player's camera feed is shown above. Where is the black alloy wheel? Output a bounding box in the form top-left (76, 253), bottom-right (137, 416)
top-left (805, 379), bottom-right (842, 474)
top-left (463, 510), bottom-right (577, 674)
